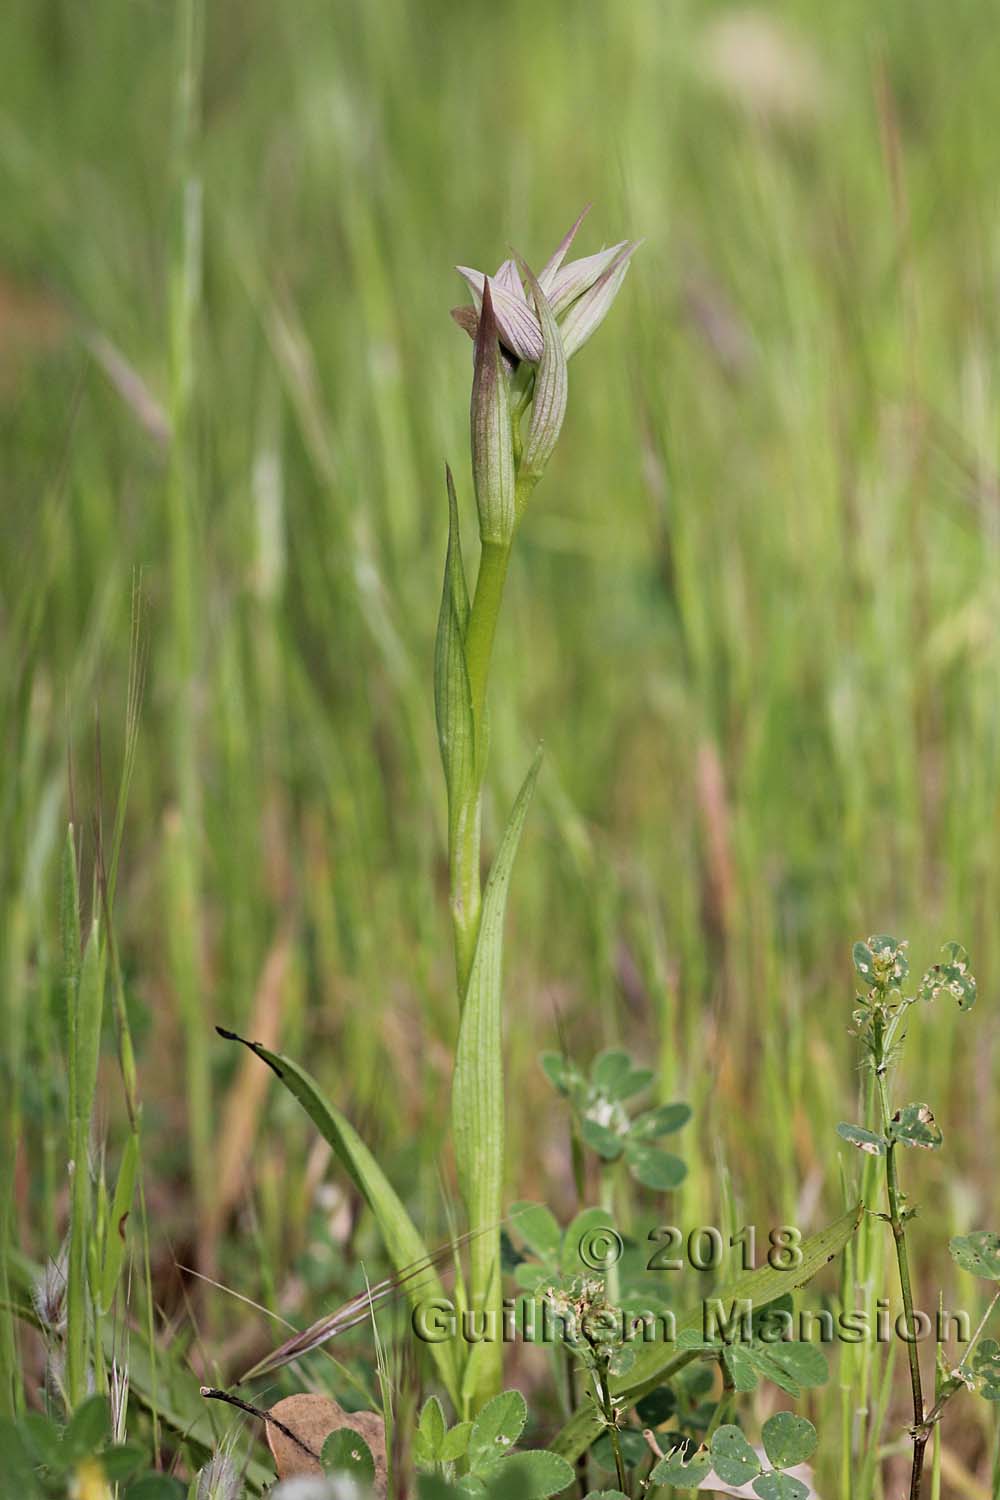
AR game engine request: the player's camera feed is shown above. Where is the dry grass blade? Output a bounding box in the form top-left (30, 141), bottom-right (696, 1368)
top-left (237, 1233), bottom-right (472, 1385)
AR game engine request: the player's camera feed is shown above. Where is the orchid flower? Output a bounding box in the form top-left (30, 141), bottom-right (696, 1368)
top-left (452, 207), bottom-right (641, 364)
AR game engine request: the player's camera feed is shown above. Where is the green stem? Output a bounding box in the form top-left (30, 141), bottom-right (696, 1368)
top-left (465, 541), bottom-right (510, 739)
top-left (702, 1355), bottom-right (737, 1453)
top-left (594, 1358), bottom-right (628, 1494)
top-left (876, 1069), bottom-right (927, 1499)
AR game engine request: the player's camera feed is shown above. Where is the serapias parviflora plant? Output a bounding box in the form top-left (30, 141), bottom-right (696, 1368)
top-left (219, 210), bottom-right (640, 1419)
top-left (436, 211), bottom-right (639, 1414)
top-left (836, 936), bottom-right (999, 1500)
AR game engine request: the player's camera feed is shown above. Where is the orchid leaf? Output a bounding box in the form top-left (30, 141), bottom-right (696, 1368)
top-left (452, 751), bottom-right (542, 1410)
top-left (216, 1029), bottom-right (462, 1405)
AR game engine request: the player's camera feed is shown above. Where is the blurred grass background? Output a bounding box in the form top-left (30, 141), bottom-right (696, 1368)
top-left (2, 0), bottom-right (1000, 1490)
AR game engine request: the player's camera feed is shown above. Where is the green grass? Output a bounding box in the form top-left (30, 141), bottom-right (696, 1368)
top-left (2, 0), bottom-right (1000, 1493)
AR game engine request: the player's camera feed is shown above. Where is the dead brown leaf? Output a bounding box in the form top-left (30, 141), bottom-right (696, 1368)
top-left (266, 1392), bottom-right (387, 1494)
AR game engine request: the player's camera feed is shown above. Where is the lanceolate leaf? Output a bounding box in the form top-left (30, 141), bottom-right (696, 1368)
top-left (99, 1130), bottom-right (139, 1313)
top-left (452, 751), bottom-right (542, 1411)
top-left (72, 923), bottom-right (105, 1149)
top-left (551, 1203), bottom-right (862, 1462)
top-left (435, 468), bottom-right (477, 838)
top-left (60, 823), bottom-right (82, 1082)
top-left (217, 1030), bottom-right (461, 1405)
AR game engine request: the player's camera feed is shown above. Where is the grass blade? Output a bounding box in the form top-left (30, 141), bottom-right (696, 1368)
top-left (98, 1131), bottom-right (138, 1315)
top-left (66, 920), bottom-right (106, 1407)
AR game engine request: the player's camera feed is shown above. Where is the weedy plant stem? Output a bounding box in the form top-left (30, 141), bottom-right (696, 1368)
top-left (839, 936), bottom-right (981, 1500)
top-left (866, 995), bottom-right (929, 1499)
top-left (877, 1076), bottom-right (928, 1497)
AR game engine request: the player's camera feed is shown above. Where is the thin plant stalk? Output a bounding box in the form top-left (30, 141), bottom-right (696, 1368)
top-left (869, 1004), bottom-right (927, 1498)
top-left (166, 0), bottom-right (213, 1246)
top-left (879, 1096), bottom-right (927, 1495)
top-left (846, 940), bottom-right (978, 1500)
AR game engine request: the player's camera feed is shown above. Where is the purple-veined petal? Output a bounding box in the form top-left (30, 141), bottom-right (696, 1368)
top-left (494, 258), bottom-right (526, 302)
top-left (470, 278), bottom-right (516, 544)
top-left (538, 204), bottom-right (591, 293)
top-left (456, 265), bottom-right (543, 362)
top-left (516, 256), bottom-right (568, 485)
top-left (560, 240), bottom-right (642, 359)
top-left (548, 241), bottom-right (631, 317)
